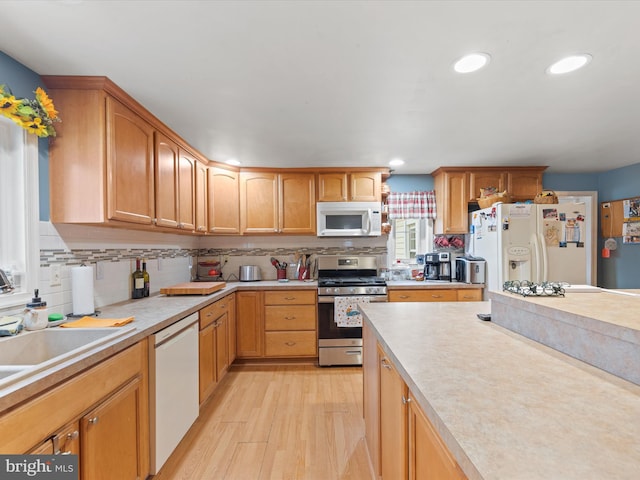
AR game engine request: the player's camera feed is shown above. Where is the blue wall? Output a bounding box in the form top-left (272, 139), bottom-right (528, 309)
top-left (596, 162), bottom-right (640, 289)
top-left (1, 51), bottom-right (50, 220)
top-left (386, 174), bottom-right (434, 192)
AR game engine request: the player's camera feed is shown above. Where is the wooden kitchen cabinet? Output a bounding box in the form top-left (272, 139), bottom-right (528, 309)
top-left (0, 341), bottom-right (149, 479)
top-left (195, 158), bottom-right (208, 233)
top-left (467, 170), bottom-right (506, 202)
top-left (364, 340), bottom-right (467, 480)
top-left (264, 290), bottom-right (317, 357)
top-left (208, 166), bottom-right (241, 234)
top-left (432, 166), bottom-right (547, 233)
top-left (235, 290), bottom-right (265, 358)
top-left (227, 293), bottom-right (237, 365)
top-left (408, 392), bottom-right (467, 480)
top-left (507, 168), bottom-right (544, 201)
top-left (456, 289), bottom-right (483, 302)
top-left (389, 289), bottom-right (458, 302)
top-left (240, 171), bottom-right (279, 234)
top-left (379, 345), bottom-right (408, 480)
top-left (81, 377), bottom-right (145, 480)
top-left (363, 323), bottom-right (381, 477)
top-left (199, 294), bottom-right (234, 403)
top-left (317, 171), bottom-right (382, 202)
top-left (154, 132), bottom-right (197, 231)
top-left (433, 169), bottom-right (468, 234)
top-left (240, 171), bottom-right (316, 234)
top-left (280, 173), bottom-right (316, 234)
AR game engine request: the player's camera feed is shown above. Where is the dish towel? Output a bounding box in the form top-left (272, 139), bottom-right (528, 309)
top-left (334, 296), bottom-right (370, 327)
top-left (60, 316), bottom-right (134, 328)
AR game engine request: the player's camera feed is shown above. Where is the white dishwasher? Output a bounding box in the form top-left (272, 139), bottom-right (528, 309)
top-left (149, 312), bottom-right (199, 474)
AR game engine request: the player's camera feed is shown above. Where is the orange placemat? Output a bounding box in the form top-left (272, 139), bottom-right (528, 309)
top-left (60, 316), bottom-right (134, 328)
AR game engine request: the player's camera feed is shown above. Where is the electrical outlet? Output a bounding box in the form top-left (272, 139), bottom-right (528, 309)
top-left (50, 264), bottom-right (61, 286)
top-left (96, 261), bottom-right (105, 280)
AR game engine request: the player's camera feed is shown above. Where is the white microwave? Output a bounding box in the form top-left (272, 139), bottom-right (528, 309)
top-left (317, 202), bottom-right (382, 237)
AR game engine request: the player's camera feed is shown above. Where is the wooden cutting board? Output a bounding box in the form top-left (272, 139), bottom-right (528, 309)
top-left (160, 282), bottom-right (226, 295)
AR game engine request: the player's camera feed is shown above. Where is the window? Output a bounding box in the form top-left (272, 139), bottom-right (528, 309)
top-left (388, 218), bottom-right (432, 265)
top-left (0, 116), bottom-right (39, 309)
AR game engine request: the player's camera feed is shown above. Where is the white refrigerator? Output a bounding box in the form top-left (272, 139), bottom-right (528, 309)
top-left (468, 202), bottom-right (593, 294)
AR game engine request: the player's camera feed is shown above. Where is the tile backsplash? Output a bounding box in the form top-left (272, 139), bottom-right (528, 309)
top-left (31, 222), bottom-right (388, 316)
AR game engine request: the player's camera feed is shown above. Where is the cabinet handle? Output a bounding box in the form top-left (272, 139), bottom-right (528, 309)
top-left (197, 226), bottom-right (205, 232)
top-left (284, 316), bottom-right (296, 320)
top-left (402, 395), bottom-right (411, 405)
top-left (399, 295), bottom-right (410, 299)
top-left (88, 416), bottom-right (99, 425)
top-left (284, 297), bottom-right (296, 300)
top-left (152, 218), bottom-right (157, 225)
top-left (381, 358), bottom-right (392, 370)
top-left (178, 223), bottom-right (184, 229)
top-left (66, 431), bottom-right (79, 441)
top-left (431, 295), bottom-right (443, 298)
top-left (285, 341), bottom-right (296, 346)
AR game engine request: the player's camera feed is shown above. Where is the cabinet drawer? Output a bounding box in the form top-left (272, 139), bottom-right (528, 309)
top-left (265, 305), bottom-right (316, 331)
top-left (457, 289), bottom-right (483, 302)
top-left (200, 294), bottom-right (233, 329)
top-left (389, 289), bottom-right (457, 302)
top-left (265, 331), bottom-right (317, 357)
top-left (264, 290), bottom-right (316, 305)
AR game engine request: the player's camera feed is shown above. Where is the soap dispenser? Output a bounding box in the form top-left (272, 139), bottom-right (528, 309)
top-left (24, 289), bottom-right (48, 331)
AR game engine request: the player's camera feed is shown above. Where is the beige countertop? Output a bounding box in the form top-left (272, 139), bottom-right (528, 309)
top-left (0, 280), bottom-right (316, 413)
top-left (361, 301), bottom-right (640, 480)
top-left (386, 280), bottom-right (483, 289)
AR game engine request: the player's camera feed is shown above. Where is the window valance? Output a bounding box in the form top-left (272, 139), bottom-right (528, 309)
top-left (387, 191), bottom-right (437, 220)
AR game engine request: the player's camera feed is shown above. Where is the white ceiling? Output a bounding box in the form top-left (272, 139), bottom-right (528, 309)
top-left (2, 0), bottom-right (640, 175)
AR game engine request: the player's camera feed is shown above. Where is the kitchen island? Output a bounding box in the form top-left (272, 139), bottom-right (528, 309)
top-left (361, 300), bottom-right (640, 480)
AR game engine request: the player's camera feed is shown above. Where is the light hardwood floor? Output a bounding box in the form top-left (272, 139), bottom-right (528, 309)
top-left (154, 364), bottom-right (375, 480)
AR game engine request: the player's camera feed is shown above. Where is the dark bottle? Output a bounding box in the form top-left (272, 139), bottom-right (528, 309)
top-left (131, 258), bottom-right (145, 299)
top-left (142, 258), bottom-right (150, 297)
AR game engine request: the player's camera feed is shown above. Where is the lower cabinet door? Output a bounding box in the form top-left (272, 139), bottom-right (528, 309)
top-left (81, 377), bottom-right (143, 480)
top-left (409, 393), bottom-right (467, 480)
top-left (199, 323), bottom-right (216, 403)
top-left (379, 346), bottom-right (408, 480)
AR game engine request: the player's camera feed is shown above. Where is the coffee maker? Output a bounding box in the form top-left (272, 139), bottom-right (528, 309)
top-left (423, 253), bottom-right (440, 280)
top-left (423, 252), bottom-right (452, 281)
top-left (437, 252), bottom-right (451, 281)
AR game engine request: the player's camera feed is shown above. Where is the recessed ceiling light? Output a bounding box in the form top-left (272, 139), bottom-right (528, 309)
top-left (389, 158), bottom-right (405, 167)
top-left (453, 53), bottom-right (491, 74)
top-left (547, 54), bottom-right (592, 75)
top-left (226, 158), bottom-right (241, 166)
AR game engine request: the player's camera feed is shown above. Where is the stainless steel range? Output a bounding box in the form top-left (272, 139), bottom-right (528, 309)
top-left (317, 255), bottom-right (387, 366)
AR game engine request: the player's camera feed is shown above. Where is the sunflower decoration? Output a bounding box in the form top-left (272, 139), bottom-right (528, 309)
top-left (0, 84), bottom-right (60, 138)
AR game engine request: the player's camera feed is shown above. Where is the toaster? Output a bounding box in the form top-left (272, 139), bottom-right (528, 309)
top-left (455, 257), bottom-right (486, 284)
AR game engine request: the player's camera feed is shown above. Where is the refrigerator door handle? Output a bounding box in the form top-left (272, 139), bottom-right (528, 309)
top-left (535, 232), bottom-right (549, 282)
top-left (532, 233), bottom-right (542, 283)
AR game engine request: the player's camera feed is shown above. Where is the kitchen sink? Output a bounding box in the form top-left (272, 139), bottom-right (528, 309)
top-left (0, 327), bottom-right (134, 390)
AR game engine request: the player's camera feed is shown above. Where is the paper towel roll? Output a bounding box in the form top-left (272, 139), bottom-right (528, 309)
top-left (72, 265), bottom-right (95, 315)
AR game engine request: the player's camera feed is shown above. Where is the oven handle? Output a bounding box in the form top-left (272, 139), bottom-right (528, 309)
top-left (318, 295), bottom-right (388, 304)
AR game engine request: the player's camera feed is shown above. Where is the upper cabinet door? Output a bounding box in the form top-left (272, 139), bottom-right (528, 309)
top-left (240, 171), bottom-right (279, 234)
top-left (208, 167), bottom-right (240, 234)
top-left (350, 172), bottom-right (381, 202)
top-left (154, 132), bottom-right (179, 228)
top-left (507, 170), bottom-right (544, 201)
top-left (106, 97), bottom-right (155, 224)
top-left (317, 173), bottom-right (348, 201)
top-left (279, 173), bottom-right (316, 234)
top-left (194, 160), bottom-right (208, 233)
top-left (177, 149), bottom-right (196, 231)
top-left (467, 171), bottom-right (505, 202)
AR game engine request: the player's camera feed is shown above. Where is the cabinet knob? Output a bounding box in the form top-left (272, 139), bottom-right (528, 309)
top-left (285, 341), bottom-right (296, 347)
top-left (88, 416), bottom-right (99, 425)
top-left (284, 316), bottom-right (296, 320)
top-left (67, 431), bottom-right (79, 441)
top-left (399, 295), bottom-right (409, 299)
top-left (381, 358), bottom-right (392, 370)
top-left (401, 395), bottom-right (411, 405)
top-left (284, 297), bottom-right (295, 300)
top-left (432, 295), bottom-right (443, 298)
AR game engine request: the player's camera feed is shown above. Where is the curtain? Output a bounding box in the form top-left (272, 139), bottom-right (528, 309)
top-left (387, 191), bottom-right (437, 220)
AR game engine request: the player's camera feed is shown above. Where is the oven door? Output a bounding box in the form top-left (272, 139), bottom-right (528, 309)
top-left (317, 295), bottom-right (387, 366)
